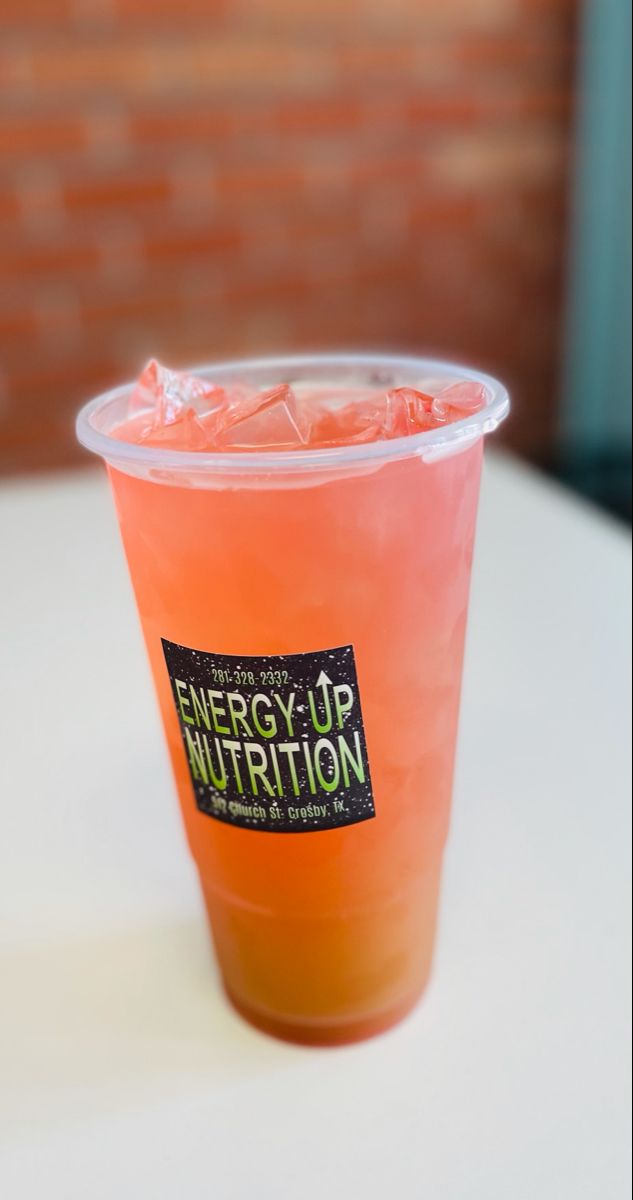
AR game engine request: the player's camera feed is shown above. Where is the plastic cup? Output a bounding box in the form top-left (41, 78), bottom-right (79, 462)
top-left (77, 353), bottom-right (509, 1045)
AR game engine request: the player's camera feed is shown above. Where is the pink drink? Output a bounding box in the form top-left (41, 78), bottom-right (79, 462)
top-left (77, 355), bottom-right (509, 1043)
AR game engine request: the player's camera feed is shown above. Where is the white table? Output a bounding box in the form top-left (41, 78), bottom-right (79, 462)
top-left (1, 455), bottom-right (631, 1199)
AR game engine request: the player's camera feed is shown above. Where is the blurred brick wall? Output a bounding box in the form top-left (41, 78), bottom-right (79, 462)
top-left (0, 0), bottom-right (576, 473)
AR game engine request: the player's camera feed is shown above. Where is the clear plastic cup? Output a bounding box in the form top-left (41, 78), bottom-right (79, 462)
top-left (77, 353), bottom-right (509, 1045)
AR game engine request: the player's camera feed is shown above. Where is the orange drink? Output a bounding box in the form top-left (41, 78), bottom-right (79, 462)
top-left (77, 354), bottom-right (509, 1044)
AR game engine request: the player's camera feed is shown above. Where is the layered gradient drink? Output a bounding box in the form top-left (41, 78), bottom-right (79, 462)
top-left (77, 354), bottom-right (509, 1044)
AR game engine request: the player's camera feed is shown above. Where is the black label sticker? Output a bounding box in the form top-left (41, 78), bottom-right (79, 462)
top-left (161, 640), bottom-right (375, 833)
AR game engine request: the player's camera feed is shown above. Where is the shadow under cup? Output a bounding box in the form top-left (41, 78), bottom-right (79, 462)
top-left (77, 353), bottom-right (509, 1045)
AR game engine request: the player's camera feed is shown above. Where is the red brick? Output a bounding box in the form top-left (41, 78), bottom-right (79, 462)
top-left (224, 272), bottom-right (311, 306)
top-left (282, 211), bottom-right (359, 244)
top-left (94, 223), bottom-right (146, 279)
top-left (0, 40), bottom-right (38, 92)
top-left (403, 86), bottom-right (571, 127)
top-left (114, 0), bottom-right (229, 20)
top-left (0, 237), bottom-right (100, 279)
top-left (15, 167), bottom-right (65, 228)
top-left (404, 96), bottom-right (478, 126)
top-left (235, 0), bottom-right (529, 35)
top-left (0, 306), bottom-right (38, 340)
top-left (350, 156), bottom-right (423, 187)
top-left (145, 39), bottom-right (334, 92)
top-left (129, 108), bottom-right (237, 145)
top-left (130, 100), bottom-right (368, 149)
top-left (428, 129), bottom-right (569, 189)
top-left (2, 41), bottom-right (147, 96)
top-left (0, 358), bottom-right (122, 474)
top-left (517, 0), bottom-right (578, 36)
top-left (457, 35), bottom-right (574, 69)
top-left (0, 409), bottom-right (84, 474)
top-left (273, 97), bottom-right (364, 135)
top-left (334, 43), bottom-right (426, 78)
top-left (64, 172), bottom-right (171, 213)
top-left (448, 86), bottom-right (572, 123)
top-left (0, 0), bottom-right (74, 25)
top-left (301, 161), bottom-right (353, 195)
top-left (407, 195), bottom-right (478, 231)
top-left (82, 109), bottom-right (132, 154)
top-left (1, 356), bottom-right (122, 398)
top-left (81, 286), bottom-right (180, 325)
top-left (0, 114), bottom-right (86, 158)
top-left (234, 0), bottom-right (361, 26)
top-left (12, 38), bottom-right (335, 98)
top-left (143, 224), bottom-right (242, 262)
top-left (214, 164), bottom-right (305, 200)
top-left (0, 189), bottom-right (20, 224)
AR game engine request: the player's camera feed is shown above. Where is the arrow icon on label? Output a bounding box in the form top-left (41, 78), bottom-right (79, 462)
top-left (308, 669), bottom-right (334, 733)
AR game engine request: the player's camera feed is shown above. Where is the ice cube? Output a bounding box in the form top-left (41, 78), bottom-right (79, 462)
top-left (132, 359), bottom-right (225, 428)
top-left (309, 395), bottom-right (379, 446)
top-left (386, 388), bottom-right (436, 433)
top-left (383, 390), bottom-right (411, 437)
top-left (138, 406), bottom-right (210, 450)
top-left (308, 386), bottom-right (434, 446)
top-left (219, 384), bottom-right (310, 449)
top-left (121, 363), bottom-right (489, 452)
top-left (309, 422), bottom-right (384, 448)
top-left (431, 397), bottom-right (450, 423)
top-left (437, 381), bottom-right (487, 414)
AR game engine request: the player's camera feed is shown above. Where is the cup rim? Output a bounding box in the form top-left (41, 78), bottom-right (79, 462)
top-left (76, 352), bottom-right (510, 474)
